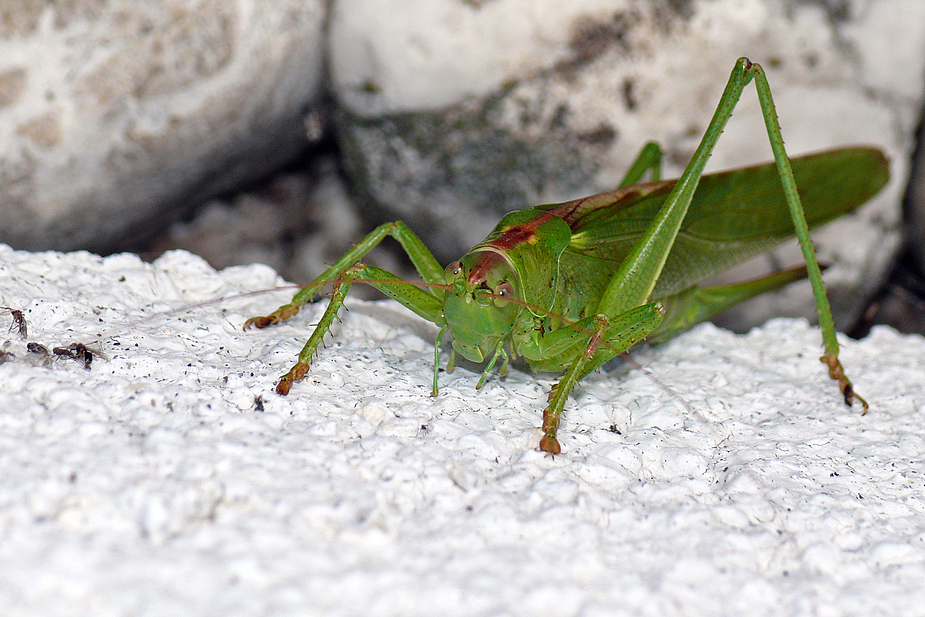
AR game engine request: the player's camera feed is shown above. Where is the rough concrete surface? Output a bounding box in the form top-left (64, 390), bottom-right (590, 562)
top-left (0, 244), bottom-right (924, 616)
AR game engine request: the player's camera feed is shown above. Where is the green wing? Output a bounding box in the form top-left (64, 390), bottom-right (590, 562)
top-left (538, 147), bottom-right (889, 299)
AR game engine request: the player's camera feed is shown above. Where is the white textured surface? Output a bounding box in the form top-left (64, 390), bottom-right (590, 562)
top-left (0, 0), bottom-right (326, 251)
top-left (1, 244), bottom-right (924, 616)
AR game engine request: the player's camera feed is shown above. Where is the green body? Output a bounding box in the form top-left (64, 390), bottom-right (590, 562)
top-left (246, 59), bottom-right (889, 455)
top-left (449, 147), bottom-right (887, 373)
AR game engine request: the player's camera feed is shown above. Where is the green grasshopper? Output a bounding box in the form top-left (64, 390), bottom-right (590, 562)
top-left (246, 58), bottom-right (889, 454)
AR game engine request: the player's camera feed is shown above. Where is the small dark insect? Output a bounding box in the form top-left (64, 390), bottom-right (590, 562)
top-left (1, 307), bottom-right (27, 339)
top-left (53, 343), bottom-right (96, 370)
top-left (26, 342), bottom-right (51, 366)
top-left (27, 342), bottom-right (48, 355)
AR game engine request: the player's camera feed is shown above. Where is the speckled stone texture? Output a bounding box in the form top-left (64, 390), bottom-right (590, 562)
top-left (1, 243), bottom-right (923, 616)
top-left (0, 0), bottom-right (326, 253)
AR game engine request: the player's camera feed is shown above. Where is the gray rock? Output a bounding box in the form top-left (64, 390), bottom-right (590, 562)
top-left (330, 0), bottom-right (925, 328)
top-left (906, 104), bottom-right (925, 276)
top-left (0, 0), bottom-right (326, 253)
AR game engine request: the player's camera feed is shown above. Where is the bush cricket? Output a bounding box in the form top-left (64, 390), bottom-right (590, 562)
top-left (246, 58), bottom-right (889, 454)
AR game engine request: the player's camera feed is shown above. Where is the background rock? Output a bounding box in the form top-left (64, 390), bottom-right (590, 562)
top-left (906, 98), bottom-right (925, 273)
top-left (139, 154), bottom-right (406, 300)
top-left (0, 0), bottom-right (327, 253)
top-left (2, 0), bottom-right (924, 334)
top-left (329, 0), bottom-right (925, 329)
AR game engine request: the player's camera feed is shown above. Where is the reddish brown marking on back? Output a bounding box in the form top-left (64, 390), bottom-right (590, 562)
top-left (467, 212), bottom-right (563, 285)
top-left (542, 184), bottom-right (661, 228)
top-left (544, 200), bottom-right (585, 223)
top-left (467, 250), bottom-right (508, 285)
top-left (488, 212), bottom-right (557, 251)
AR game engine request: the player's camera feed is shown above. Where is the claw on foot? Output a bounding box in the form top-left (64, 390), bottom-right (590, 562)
top-left (244, 315), bottom-right (275, 329)
top-left (539, 434), bottom-right (561, 455)
top-left (276, 376), bottom-right (293, 395)
top-left (540, 406), bottom-right (562, 455)
top-left (820, 353), bottom-right (869, 414)
top-left (244, 305), bottom-right (302, 330)
top-left (276, 362), bottom-right (310, 396)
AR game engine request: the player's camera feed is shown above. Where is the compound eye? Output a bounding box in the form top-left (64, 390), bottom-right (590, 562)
top-left (493, 281), bottom-right (514, 308)
top-left (445, 261), bottom-right (464, 284)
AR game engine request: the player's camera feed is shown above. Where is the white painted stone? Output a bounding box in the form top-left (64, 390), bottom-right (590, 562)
top-left (329, 0), bottom-right (925, 328)
top-left (0, 0), bottom-right (326, 252)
